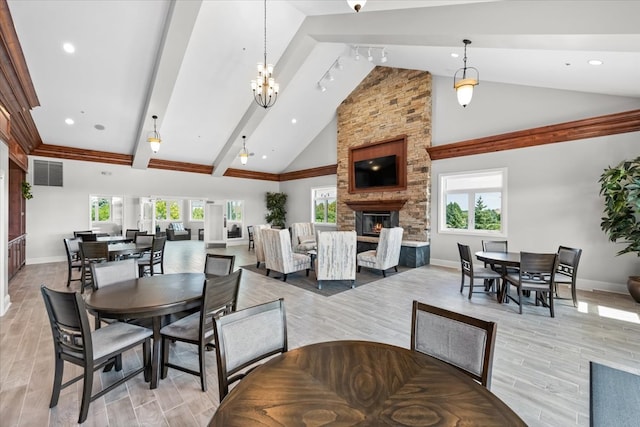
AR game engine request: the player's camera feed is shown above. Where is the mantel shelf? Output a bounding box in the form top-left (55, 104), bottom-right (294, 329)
top-left (345, 199), bottom-right (408, 211)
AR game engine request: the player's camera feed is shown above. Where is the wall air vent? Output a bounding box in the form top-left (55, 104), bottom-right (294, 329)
top-left (33, 160), bottom-right (63, 186)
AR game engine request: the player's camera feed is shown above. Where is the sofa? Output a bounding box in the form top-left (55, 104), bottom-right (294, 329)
top-left (166, 222), bottom-right (191, 241)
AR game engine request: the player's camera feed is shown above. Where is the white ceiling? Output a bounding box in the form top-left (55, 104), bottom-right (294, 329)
top-left (7, 0), bottom-right (640, 175)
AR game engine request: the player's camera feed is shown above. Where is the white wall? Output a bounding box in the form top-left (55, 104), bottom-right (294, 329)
top-left (0, 141), bottom-right (10, 316)
top-left (26, 158), bottom-right (279, 263)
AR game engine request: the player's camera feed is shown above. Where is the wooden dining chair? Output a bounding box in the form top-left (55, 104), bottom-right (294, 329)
top-left (503, 252), bottom-right (557, 317)
top-left (40, 285), bottom-right (152, 424)
top-left (213, 298), bottom-right (287, 400)
top-left (63, 237), bottom-right (83, 288)
top-left (91, 259), bottom-right (138, 328)
top-left (159, 270), bottom-right (243, 392)
top-left (125, 228), bottom-right (139, 240)
top-left (553, 246), bottom-right (582, 307)
top-left (78, 241), bottom-right (109, 293)
top-left (138, 236), bottom-right (167, 277)
top-left (411, 301), bottom-right (497, 389)
top-left (247, 226), bottom-right (255, 251)
top-left (457, 243), bottom-right (502, 299)
top-left (204, 253), bottom-right (235, 277)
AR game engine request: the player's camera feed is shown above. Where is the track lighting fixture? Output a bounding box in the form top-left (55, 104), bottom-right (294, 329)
top-left (367, 48), bottom-right (373, 62)
top-left (380, 48), bottom-right (388, 63)
top-left (453, 39), bottom-right (479, 107)
top-left (352, 45), bottom-right (388, 64)
top-left (316, 57), bottom-right (343, 93)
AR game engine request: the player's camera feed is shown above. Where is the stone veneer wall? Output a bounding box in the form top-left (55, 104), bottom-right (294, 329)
top-left (337, 67), bottom-right (431, 241)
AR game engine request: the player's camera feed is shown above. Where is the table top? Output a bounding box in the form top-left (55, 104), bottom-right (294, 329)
top-left (97, 235), bottom-right (133, 243)
top-left (210, 340), bottom-right (526, 426)
top-left (107, 242), bottom-right (152, 259)
top-left (84, 272), bottom-right (205, 319)
top-left (475, 251), bottom-right (521, 266)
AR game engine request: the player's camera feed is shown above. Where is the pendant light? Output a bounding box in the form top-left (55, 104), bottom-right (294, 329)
top-left (239, 136), bottom-right (249, 165)
top-left (347, 0), bottom-right (366, 12)
top-left (453, 39), bottom-right (479, 107)
top-left (251, 0), bottom-right (279, 109)
top-left (147, 115), bottom-right (161, 153)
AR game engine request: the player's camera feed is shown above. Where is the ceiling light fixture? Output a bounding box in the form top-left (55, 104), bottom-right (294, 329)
top-left (352, 45), bottom-right (387, 63)
top-left (588, 59), bottom-right (603, 66)
top-left (239, 136), bottom-right (249, 165)
top-left (367, 48), bottom-right (373, 62)
top-left (346, 0), bottom-right (366, 12)
top-left (251, 0), bottom-right (279, 109)
top-left (453, 39), bottom-right (479, 108)
top-left (147, 115), bottom-right (161, 153)
top-left (316, 57), bottom-right (344, 93)
top-left (380, 48), bottom-right (388, 63)
top-left (62, 42), bottom-right (75, 54)
top-left (65, 118), bottom-right (74, 125)
top-left (354, 47), bottom-right (360, 61)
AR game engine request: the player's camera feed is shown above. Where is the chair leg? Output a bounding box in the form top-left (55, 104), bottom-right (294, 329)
top-left (282, 274), bottom-right (288, 282)
top-left (357, 266), bottom-right (361, 273)
top-left (394, 266), bottom-right (398, 272)
top-left (266, 269), bottom-right (270, 276)
top-left (161, 338), bottom-right (170, 379)
top-left (460, 273), bottom-right (465, 293)
top-left (518, 287), bottom-right (523, 314)
top-left (318, 280), bottom-right (322, 290)
top-left (199, 344), bottom-right (207, 392)
top-left (468, 277), bottom-right (474, 300)
top-left (256, 261), bottom-right (261, 268)
top-left (306, 269), bottom-right (309, 277)
top-left (49, 356), bottom-right (64, 408)
top-left (78, 363), bottom-right (94, 424)
top-left (382, 270), bottom-right (386, 278)
top-left (571, 282), bottom-right (578, 307)
top-left (351, 280), bottom-right (355, 289)
top-left (66, 264), bottom-right (72, 287)
top-left (143, 340), bottom-right (151, 382)
top-left (549, 291), bottom-right (555, 318)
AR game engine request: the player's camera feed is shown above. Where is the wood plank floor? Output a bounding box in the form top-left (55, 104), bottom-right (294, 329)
top-left (1, 240), bottom-right (639, 426)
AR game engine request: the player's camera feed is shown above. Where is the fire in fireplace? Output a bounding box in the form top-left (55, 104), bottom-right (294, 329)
top-left (356, 211), bottom-right (400, 236)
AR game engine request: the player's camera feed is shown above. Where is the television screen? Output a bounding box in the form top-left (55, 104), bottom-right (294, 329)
top-left (354, 155), bottom-right (398, 188)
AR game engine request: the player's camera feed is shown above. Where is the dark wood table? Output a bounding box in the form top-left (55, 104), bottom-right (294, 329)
top-left (84, 273), bottom-right (205, 388)
top-left (209, 340), bottom-right (527, 426)
top-left (107, 242), bottom-right (152, 260)
top-left (97, 235), bottom-right (133, 243)
top-left (475, 251), bottom-right (521, 302)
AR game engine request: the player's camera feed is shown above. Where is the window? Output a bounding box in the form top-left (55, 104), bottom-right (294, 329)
top-left (91, 197), bottom-right (112, 222)
top-left (312, 186), bottom-right (337, 224)
top-left (439, 169), bottom-right (506, 236)
top-left (190, 200), bottom-right (204, 221)
top-left (155, 199), bottom-right (181, 221)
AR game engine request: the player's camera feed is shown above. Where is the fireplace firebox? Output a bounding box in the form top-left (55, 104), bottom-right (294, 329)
top-left (356, 211), bottom-right (400, 237)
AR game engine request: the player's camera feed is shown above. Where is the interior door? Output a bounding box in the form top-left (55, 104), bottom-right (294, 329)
top-left (139, 197), bottom-right (154, 234)
top-left (205, 201), bottom-right (227, 247)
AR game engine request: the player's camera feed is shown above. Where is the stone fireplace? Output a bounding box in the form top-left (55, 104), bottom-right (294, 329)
top-left (356, 210), bottom-right (400, 237)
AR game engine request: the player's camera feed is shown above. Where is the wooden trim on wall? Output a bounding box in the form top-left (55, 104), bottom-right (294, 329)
top-left (148, 159), bottom-right (213, 175)
top-left (30, 144), bottom-right (133, 165)
top-left (224, 168), bottom-right (280, 181)
top-left (279, 164), bottom-right (337, 181)
top-left (426, 109), bottom-right (640, 160)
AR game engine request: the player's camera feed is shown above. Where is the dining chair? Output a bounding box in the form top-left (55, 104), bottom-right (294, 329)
top-left (457, 243), bottom-right (502, 299)
top-left (590, 361), bottom-right (640, 427)
top-left (553, 246), bottom-right (582, 307)
top-left (90, 258), bottom-right (138, 327)
top-left (204, 253), bottom-right (235, 277)
top-left (138, 236), bottom-right (167, 277)
top-left (357, 227), bottom-right (404, 277)
top-left (481, 240), bottom-right (519, 275)
top-left (63, 237), bottom-right (83, 288)
top-left (78, 241), bottom-right (109, 293)
top-left (40, 285), bottom-right (152, 424)
top-left (73, 230), bottom-right (93, 237)
top-left (213, 298), bottom-right (287, 400)
top-left (159, 270), bottom-right (243, 392)
top-left (247, 225), bottom-right (255, 251)
top-left (78, 232), bottom-right (97, 242)
top-left (125, 228), bottom-right (139, 240)
top-left (411, 300), bottom-right (497, 389)
top-left (503, 252), bottom-right (558, 317)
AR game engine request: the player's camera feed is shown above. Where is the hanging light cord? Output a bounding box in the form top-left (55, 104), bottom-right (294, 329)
top-left (462, 41), bottom-right (469, 79)
top-left (263, 0), bottom-right (267, 66)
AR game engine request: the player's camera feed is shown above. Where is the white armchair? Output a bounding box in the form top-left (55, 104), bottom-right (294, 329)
top-left (291, 222), bottom-right (317, 254)
top-left (315, 231), bottom-right (357, 290)
top-left (262, 229), bottom-right (311, 281)
top-left (253, 224), bottom-right (271, 268)
top-left (357, 227), bottom-right (404, 277)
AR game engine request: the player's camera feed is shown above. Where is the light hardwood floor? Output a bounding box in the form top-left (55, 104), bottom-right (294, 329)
top-left (1, 240), bottom-right (639, 426)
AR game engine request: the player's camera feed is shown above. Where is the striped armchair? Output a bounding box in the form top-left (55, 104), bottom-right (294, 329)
top-left (357, 227), bottom-right (404, 277)
top-left (291, 222), bottom-right (317, 254)
top-left (253, 224), bottom-right (271, 268)
top-left (315, 231), bottom-right (357, 290)
top-left (262, 229), bottom-right (310, 282)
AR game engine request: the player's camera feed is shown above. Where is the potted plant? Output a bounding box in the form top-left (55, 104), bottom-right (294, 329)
top-left (21, 181), bottom-right (33, 200)
top-left (265, 192), bottom-right (287, 228)
top-left (598, 155), bottom-right (640, 302)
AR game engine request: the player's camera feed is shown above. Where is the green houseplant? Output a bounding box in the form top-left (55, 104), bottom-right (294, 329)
top-left (265, 192), bottom-right (287, 228)
top-left (598, 155), bottom-right (640, 301)
top-left (21, 181), bottom-right (33, 200)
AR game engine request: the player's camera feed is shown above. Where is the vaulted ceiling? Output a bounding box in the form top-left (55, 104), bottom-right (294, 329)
top-left (5, 0), bottom-right (640, 176)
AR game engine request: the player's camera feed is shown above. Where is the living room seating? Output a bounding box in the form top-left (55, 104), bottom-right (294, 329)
top-left (315, 231), bottom-right (357, 290)
top-left (357, 227), bottom-right (404, 277)
top-left (262, 228), bottom-right (310, 281)
top-left (166, 222), bottom-right (191, 241)
top-left (291, 222), bottom-right (317, 254)
top-left (253, 224), bottom-right (271, 268)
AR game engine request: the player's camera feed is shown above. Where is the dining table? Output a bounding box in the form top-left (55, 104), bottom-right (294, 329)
top-left (107, 242), bottom-right (152, 261)
top-left (475, 251), bottom-right (521, 302)
top-left (97, 235), bottom-right (134, 244)
top-left (84, 272), bottom-right (205, 389)
top-left (209, 340), bottom-right (527, 426)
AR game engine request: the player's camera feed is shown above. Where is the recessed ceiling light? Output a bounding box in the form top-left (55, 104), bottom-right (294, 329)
top-left (65, 118), bottom-right (74, 125)
top-left (262, 155), bottom-right (267, 159)
top-left (63, 42), bottom-right (75, 54)
top-left (291, 118), bottom-right (297, 124)
top-left (94, 124), bottom-right (105, 130)
top-left (451, 53), bottom-right (459, 58)
top-left (588, 59), bottom-right (603, 66)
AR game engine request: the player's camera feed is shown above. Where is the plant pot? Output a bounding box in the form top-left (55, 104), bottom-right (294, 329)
top-left (628, 276), bottom-right (640, 303)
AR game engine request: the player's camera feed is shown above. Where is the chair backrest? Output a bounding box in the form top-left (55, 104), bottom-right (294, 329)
top-left (136, 234), bottom-right (154, 246)
top-left (482, 240), bottom-right (508, 253)
top-left (213, 298), bottom-right (287, 400)
top-left (64, 237), bottom-right (82, 262)
top-left (376, 227), bottom-right (404, 269)
top-left (41, 286), bottom-right (93, 363)
top-left (253, 224), bottom-right (271, 263)
top-left (151, 236), bottom-right (166, 258)
top-left (590, 361), bottom-right (640, 427)
top-left (78, 241), bottom-right (109, 262)
top-left (291, 222), bottom-right (316, 253)
top-left (91, 259), bottom-right (137, 289)
top-left (262, 228), bottom-right (294, 273)
top-left (125, 229), bottom-right (139, 240)
top-left (79, 232), bottom-right (97, 242)
top-left (199, 270), bottom-right (243, 343)
top-left (247, 226), bottom-right (254, 240)
top-left (411, 300), bottom-right (497, 388)
top-left (204, 254), bottom-right (235, 276)
top-left (556, 246), bottom-right (582, 280)
top-left (519, 252), bottom-right (557, 282)
top-left (316, 231), bottom-right (357, 281)
top-left (457, 242), bottom-right (474, 276)
top-left (73, 230), bottom-right (92, 238)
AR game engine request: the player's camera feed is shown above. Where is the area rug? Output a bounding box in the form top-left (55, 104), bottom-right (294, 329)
top-left (240, 263), bottom-right (410, 297)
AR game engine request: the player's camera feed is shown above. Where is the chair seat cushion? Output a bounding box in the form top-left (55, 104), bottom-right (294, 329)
top-left (92, 322), bottom-right (152, 361)
top-left (357, 250), bottom-right (377, 268)
top-left (473, 267), bottom-right (502, 279)
top-left (160, 312), bottom-right (213, 342)
top-left (291, 253), bottom-right (311, 271)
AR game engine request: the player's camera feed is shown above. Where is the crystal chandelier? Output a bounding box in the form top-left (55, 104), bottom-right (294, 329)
top-left (251, 0), bottom-right (279, 109)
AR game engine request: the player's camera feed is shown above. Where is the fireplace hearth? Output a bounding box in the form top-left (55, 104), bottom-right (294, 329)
top-left (356, 210), bottom-right (400, 237)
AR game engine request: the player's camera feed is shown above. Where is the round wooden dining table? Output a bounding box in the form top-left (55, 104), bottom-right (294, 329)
top-left (107, 242), bottom-right (152, 260)
top-left (209, 340), bottom-right (526, 426)
top-left (84, 272), bottom-right (205, 388)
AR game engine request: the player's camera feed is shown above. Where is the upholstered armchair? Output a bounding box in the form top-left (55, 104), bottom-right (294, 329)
top-left (357, 227), bottom-right (404, 277)
top-left (253, 224), bottom-right (271, 268)
top-left (166, 222), bottom-right (191, 241)
top-left (262, 228), bottom-right (310, 281)
top-left (291, 222), bottom-right (317, 254)
top-left (315, 231), bottom-right (357, 290)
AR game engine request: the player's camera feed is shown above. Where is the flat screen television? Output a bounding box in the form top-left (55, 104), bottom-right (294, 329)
top-left (354, 155), bottom-right (398, 189)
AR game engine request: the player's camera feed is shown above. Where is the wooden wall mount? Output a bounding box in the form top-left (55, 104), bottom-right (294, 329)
top-left (348, 136), bottom-right (407, 194)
